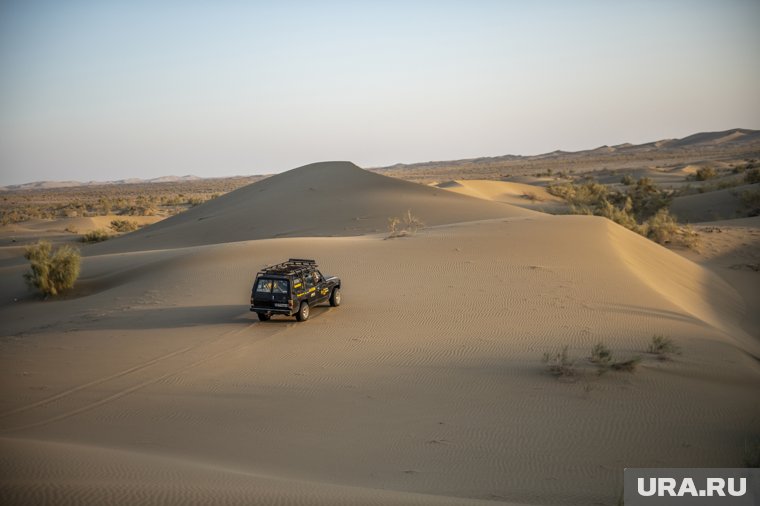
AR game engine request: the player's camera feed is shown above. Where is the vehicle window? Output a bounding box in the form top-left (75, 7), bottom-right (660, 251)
top-left (272, 279), bottom-right (289, 294)
top-left (305, 274), bottom-right (315, 288)
top-left (313, 271), bottom-right (322, 283)
top-left (256, 279), bottom-right (273, 293)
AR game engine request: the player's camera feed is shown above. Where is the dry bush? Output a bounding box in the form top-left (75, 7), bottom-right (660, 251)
top-left (82, 229), bottom-right (111, 243)
top-left (522, 191), bottom-right (543, 202)
top-left (646, 335), bottom-right (680, 359)
top-left (589, 343), bottom-right (612, 365)
top-left (588, 342), bottom-right (640, 375)
top-left (694, 167), bottom-right (718, 181)
top-left (643, 209), bottom-right (699, 249)
top-left (608, 357), bottom-right (641, 372)
top-left (387, 210), bottom-right (424, 239)
top-left (542, 346), bottom-right (577, 378)
top-left (110, 219), bottom-right (139, 233)
top-left (23, 241), bottom-right (81, 296)
top-left (620, 174), bottom-right (635, 185)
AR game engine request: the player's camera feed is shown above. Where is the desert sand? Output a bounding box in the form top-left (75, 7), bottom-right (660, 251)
top-left (1, 162), bottom-right (759, 505)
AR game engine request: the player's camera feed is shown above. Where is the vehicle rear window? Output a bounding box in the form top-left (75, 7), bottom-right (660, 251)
top-left (256, 278), bottom-right (288, 293)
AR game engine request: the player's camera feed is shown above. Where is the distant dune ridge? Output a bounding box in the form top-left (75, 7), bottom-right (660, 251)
top-left (1, 157), bottom-right (759, 505)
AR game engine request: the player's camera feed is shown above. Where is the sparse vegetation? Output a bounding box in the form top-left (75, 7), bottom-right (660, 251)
top-left (694, 166), bottom-right (718, 181)
top-left (544, 343), bottom-right (643, 380)
top-left (608, 357), bottom-right (641, 372)
top-left (387, 210), bottom-right (424, 239)
top-left (81, 229), bottom-right (111, 243)
top-left (542, 346), bottom-right (577, 378)
top-left (620, 174), bottom-right (635, 185)
top-left (547, 179), bottom-right (699, 248)
top-left (589, 343), bottom-right (612, 366)
top-left (110, 219), bottom-right (139, 233)
top-left (0, 176), bottom-right (264, 226)
top-left (23, 241), bottom-right (81, 297)
top-left (642, 209), bottom-right (700, 249)
top-left (646, 335), bottom-right (680, 359)
top-left (588, 342), bottom-right (641, 375)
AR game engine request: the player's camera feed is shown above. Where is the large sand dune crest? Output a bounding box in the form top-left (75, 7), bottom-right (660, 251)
top-left (91, 162), bottom-right (533, 254)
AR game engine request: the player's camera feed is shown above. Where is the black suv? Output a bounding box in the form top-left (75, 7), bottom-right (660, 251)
top-left (250, 258), bottom-right (341, 322)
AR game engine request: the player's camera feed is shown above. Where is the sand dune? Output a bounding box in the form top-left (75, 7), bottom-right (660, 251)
top-left (1, 161), bottom-right (759, 506)
top-left (434, 180), bottom-right (565, 212)
top-left (90, 162), bottom-right (532, 253)
top-left (670, 183), bottom-right (758, 223)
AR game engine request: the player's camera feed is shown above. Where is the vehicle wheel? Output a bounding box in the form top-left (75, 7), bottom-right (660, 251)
top-left (256, 312), bottom-right (271, 321)
top-left (296, 302), bottom-right (310, 322)
top-left (329, 287), bottom-right (341, 307)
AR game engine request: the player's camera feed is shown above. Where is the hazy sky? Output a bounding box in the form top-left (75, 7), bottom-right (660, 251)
top-left (1, 0), bottom-right (759, 185)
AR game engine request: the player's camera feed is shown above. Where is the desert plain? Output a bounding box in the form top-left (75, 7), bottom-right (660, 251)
top-left (1, 131), bottom-right (759, 505)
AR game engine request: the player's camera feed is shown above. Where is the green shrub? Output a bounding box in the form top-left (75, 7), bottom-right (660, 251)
top-left (110, 219), bottom-right (139, 233)
top-left (542, 346), bottom-right (577, 378)
top-left (643, 209), bottom-right (699, 249)
top-left (620, 174), bottom-right (635, 186)
top-left (23, 241), bottom-right (81, 296)
top-left (646, 335), bottom-right (680, 359)
top-left (609, 357), bottom-right (641, 372)
top-left (589, 343), bottom-right (612, 365)
top-left (695, 167), bottom-right (718, 181)
top-left (82, 229), bottom-right (111, 243)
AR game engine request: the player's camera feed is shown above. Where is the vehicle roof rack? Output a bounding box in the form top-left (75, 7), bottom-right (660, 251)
top-left (259, 258), bottom-right (318, 276)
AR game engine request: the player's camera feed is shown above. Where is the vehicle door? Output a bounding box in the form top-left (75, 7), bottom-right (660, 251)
top-left (303, 271), bottom-right (317, 302)
top-left (313, 270), bottom-right (330, 303)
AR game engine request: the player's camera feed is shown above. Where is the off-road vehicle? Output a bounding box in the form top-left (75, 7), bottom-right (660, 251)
top-left (250, 258), bottom-right (341, 322)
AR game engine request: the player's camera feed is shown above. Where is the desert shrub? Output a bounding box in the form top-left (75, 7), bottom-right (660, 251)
top-left (744, 168), bottom-right (760, 185)
top-left (646, 335), bottom-right (680, 359)
top-left (642, 209), bottom-right (699, 249)
top-left (522, 191), bottom-right (542, 201)
top-left (110, 219), bottom-right (139, 233)
top-left (597, 197), bottom-right (640, 232)
top-left (695, 167), bottom-right (718, 181)
top-left (542, 346), bottom-right (577, 378)
top-left (608, 356), bottom-right (641, 372)
top-left (23, 241), bottom-right (81, 296)
top-left (589, 343), bottom-right (612, 365)
top-left (547, 182), bottom-right (608, 208)
top-left (82, 229), bottom-right (111, 243)
top-left (588, 343), bottom-right (640, 375)
top-left (620, 174), bottom-right (635, 185)
top-left (387, 210), bottom-right (424, 238)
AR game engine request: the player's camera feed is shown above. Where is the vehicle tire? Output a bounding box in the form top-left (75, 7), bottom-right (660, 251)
top-left (296, 302), bottom-right (310, 322)
top-left (256, 312), bottom-right (271, 322)
top-left (329, 287), bottom-right (341, 307)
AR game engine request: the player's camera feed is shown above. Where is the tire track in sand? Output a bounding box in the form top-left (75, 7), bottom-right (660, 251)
top-left (0, 319), bottom-right (288, 434)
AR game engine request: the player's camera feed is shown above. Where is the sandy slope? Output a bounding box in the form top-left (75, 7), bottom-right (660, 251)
top-left (670, 183), bottom-right (758, 223)
top-left (89, 162), bottom-right (532, 253)
top-left (435, 180), bottom-right (566, 213)
top-left (1, 162), bottom-right (759, 506)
